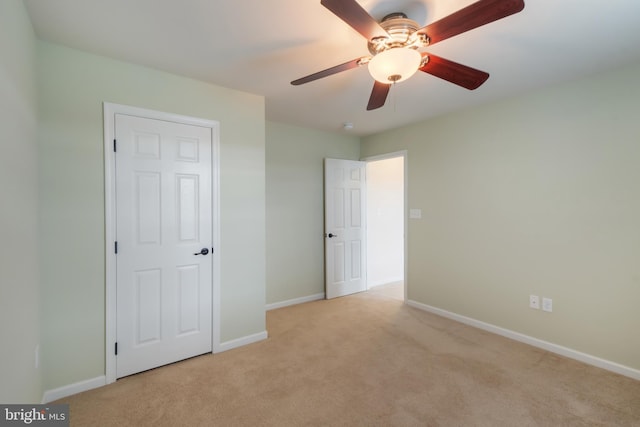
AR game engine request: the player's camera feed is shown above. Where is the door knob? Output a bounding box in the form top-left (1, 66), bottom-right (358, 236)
top-left (327, 233), bottom-right (338, 238)
top-left (194, 248), bottom-right (209, 256)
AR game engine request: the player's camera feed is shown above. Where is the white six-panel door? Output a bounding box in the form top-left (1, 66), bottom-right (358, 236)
top-left (115, 113), bottom-right (213, 378)
top-left (324, 158), bottom-right (367, 299)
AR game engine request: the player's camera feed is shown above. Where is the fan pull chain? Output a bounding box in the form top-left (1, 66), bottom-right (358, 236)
top-left (392, 82), bottom-right (397, 112)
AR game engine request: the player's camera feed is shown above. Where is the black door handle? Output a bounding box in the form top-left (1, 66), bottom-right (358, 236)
top-left (194, 248), bottom-right (209, 256)
top-left (327, 233), bottom-right (338, 238)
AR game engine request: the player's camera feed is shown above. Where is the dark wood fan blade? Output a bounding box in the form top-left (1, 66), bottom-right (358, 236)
top-left (291, 57), bottom-right (367, 85)
top-left (321, 0), bottom-right (388, 40)
top-left (367, 81), bottom-right (391, 110)
top-left (420, 54), bottom-right (489, 90)
top-left (418, 0), bottom-right (525, 46)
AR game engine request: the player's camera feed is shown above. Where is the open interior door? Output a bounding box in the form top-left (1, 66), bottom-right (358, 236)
top-left (324, 158), bottom-right (367, 299)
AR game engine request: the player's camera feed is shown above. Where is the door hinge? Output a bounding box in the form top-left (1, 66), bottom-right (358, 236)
top-left (114, 241), bottom-right (118, 254)
top-left (113, 139), bottom-right (117, 152)
top-left (115, 342), bottom-right (118, 356)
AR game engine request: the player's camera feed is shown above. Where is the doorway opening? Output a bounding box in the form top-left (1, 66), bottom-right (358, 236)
top-left (364, 152), bottom-right (406, 301)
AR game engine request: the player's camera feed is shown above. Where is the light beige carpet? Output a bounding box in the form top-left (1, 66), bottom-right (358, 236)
top-left (56, 291), bottom-right (639, 426)
top-left (367, 281), bottom-right (404, 301)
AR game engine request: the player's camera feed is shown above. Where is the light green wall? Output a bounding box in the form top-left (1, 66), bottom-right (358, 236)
top-left (37, 42), bottom-right (266, 391)
top-left (265, 121), bottom-right (360, 304)
top-left (0, 0), bottom-right (41, 403)
top-left (362, 63), bottom-right (640, 370)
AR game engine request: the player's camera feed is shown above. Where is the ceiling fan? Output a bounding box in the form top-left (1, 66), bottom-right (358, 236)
top-left (291, 0), bottom-right (525, 110)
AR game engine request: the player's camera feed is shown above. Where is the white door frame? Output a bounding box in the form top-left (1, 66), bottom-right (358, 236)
top-left (103, 102), bottom-right (221, 384)
top-left (361, 150), bottom-right (408, 302)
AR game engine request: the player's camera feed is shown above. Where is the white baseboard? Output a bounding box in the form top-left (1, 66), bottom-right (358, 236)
top-left (266, 293), bottom-right (325, 311)
top-left (215, 330), bottom-right (268, 353)
top-left (407, 300), bottom-right (640, 381)
top-left (368, 278), bottom-right (404, 288)
top-left (42, 375), bottom-right (106, 403)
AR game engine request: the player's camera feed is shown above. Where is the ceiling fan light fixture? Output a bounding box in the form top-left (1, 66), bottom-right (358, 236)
top-left (368, 48), bottom-right (421, 84)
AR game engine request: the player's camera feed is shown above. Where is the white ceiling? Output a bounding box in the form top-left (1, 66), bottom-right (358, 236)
top-left (24, 0), bottom-right (640, 136)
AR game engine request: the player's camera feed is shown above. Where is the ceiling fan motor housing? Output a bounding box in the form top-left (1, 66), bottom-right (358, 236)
top-left (367, 13), bottom-right (429, 55)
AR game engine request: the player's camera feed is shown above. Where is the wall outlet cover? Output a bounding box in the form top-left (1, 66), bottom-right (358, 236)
top-left (542, 297), bottom-right (553, 312)
top-left (529, 294), bottom-right (540, 309)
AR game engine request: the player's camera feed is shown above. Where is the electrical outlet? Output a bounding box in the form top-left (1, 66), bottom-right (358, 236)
top-left (529, 295), bottom-right (540, 309)
top-left (542, 297), bottom-right (553, 312)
